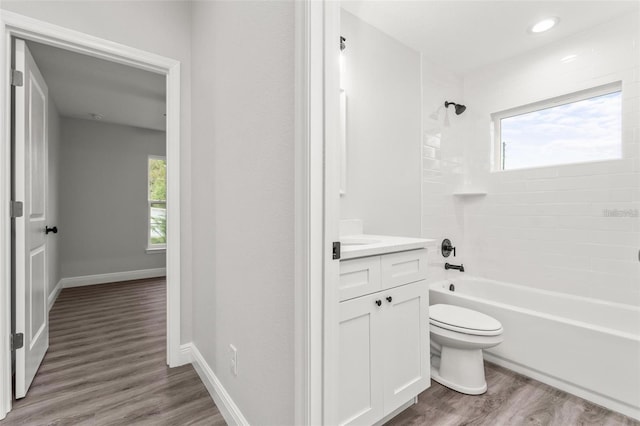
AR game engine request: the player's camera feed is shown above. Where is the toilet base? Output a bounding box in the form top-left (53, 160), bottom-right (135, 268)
top-left (431, 365), bottom-right (487, 395)
top-left (430, 347), bottom-right (488, 395)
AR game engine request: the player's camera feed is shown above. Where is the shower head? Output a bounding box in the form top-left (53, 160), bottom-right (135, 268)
top-left (445, 101), bottom-right (467, 115)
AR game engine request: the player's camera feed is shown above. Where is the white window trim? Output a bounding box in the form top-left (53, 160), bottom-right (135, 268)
top-left (491, 81), bottom-right (623, 172)
top-left (147, 155), bottom-right (167, 250)
top-left (145, 247), bottom-right (166, 254)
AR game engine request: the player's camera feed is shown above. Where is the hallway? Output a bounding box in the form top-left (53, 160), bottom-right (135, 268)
top-left (1, 278), bottom-right (223, 425)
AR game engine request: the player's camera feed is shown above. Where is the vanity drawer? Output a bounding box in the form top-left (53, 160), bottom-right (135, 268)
top-left (339, 256), bottom-right (381, 301)
top-left (380, 249), bottom-right (428, 289)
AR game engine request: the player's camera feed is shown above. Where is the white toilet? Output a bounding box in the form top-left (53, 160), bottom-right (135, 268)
top-left (429, 304), bottom-right (503, 395)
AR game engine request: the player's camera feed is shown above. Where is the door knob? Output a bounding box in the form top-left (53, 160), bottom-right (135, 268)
top-left (45, 226), bottom-right (58, 235)
top-left (375, 300), bottom-right (382, 307)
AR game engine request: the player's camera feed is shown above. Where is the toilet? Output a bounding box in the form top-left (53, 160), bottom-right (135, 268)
top-left (429, 304), bottom-right (503, 395)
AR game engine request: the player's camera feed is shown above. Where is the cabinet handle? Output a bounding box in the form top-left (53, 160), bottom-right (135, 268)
top-left (386, 296), bottom-right (392, 303)
top-left (375, 300), bottom-right (382, 307)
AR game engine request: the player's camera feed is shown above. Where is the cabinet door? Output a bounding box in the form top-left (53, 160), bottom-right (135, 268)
top-left (381, 281), bottom-right (430, 415)
top-left (338, 293), bottom-right (384, 426)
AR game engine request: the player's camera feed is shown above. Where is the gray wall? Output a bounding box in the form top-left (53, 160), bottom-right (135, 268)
top-left (191, 1), bottom-right (295, 424)
top-left (59, 118), bottom-right (166, 278)
top-left (1, 0), bottom-right (194, 342)
top-left (340, 10), bottom-right (422, 237)
top-left (47, 97), bottom-right (61, 298)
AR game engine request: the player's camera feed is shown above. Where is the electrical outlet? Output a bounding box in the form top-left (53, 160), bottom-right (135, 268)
top-left (229, 344), bottom-right (238, 376)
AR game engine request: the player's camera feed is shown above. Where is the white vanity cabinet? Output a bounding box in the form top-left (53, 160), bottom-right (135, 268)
top-left (338, 248), bottom-right (428, 302)
top-left (337, 249), bottom-right (430, 426)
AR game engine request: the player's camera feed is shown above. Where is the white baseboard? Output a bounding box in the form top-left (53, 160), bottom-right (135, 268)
top-left (59, 268), bottom-right (166, 289)
top-left (47, 279), bottom-right (64, 311)
top-left (176, 343), bottom-right (193, 367)
top-left (484, 353), bottom-right (640, 421)
top-left (190, 343), bottom-right (249, 426)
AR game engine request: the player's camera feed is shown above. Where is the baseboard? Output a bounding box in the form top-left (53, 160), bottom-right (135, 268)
top-left (484, 353), bottom-right (640, 421)
top-left (59, 268), bottom-right (166, 289)
top-left (47, 279), bottom-right (63, 311)
top-left (176, 343), bottom-right (193, 367)
top-left (190, 343), bottom-right (249, 426)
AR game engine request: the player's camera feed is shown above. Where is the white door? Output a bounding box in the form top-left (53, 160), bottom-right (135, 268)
top-left (13, 38), bottom-right (50, 398)
top-left (382, 281), bottom-right (430, 415)
top-left (337, 292), bottom-right (384, 426)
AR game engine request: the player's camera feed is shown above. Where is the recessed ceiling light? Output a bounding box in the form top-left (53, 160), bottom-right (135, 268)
top-left (530, 17), bottom-right (559, 34)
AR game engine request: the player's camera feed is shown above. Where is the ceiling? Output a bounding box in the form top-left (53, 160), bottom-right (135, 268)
top-left (27, 41), bottom-right (166, 131)
top-left (341, 1), bottom-right (640, 76)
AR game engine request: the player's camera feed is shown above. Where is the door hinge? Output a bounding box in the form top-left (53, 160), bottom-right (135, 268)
top-left (11, 69), bottom-right (23, 87)
top-left (11, 333), bottom-right (24, 351)
top-left (332, 241), bottom-right (341, 260)
top-left (10, 200), bottom-right (23, 218)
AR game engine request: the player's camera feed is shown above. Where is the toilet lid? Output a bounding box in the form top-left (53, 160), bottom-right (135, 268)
top-left (430, 304), bottom-right (503, 336)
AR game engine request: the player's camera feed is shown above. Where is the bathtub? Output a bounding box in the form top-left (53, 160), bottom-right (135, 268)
top-left (430, 277), bottom-right (640, 420)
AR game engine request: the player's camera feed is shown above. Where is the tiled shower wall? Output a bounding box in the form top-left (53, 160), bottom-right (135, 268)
top-left (421, 58), bottom-right (466, 282)
top-left (458, 13), bottom-right (640, 305)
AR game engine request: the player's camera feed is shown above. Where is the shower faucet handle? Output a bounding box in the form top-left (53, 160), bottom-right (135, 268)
top-left (441, 239), bottom-right (456, 257)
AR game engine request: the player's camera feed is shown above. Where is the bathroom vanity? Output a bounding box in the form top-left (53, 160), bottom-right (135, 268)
top-left (337, 234), bottom-right (435, 425)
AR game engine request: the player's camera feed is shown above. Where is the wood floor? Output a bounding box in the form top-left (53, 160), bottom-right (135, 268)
top-left (4, 279), bottom-right (638, 426)
top-left (1, 278), bottom-right (224, 426)
top-left (386, 362), bottom-right (640, 426)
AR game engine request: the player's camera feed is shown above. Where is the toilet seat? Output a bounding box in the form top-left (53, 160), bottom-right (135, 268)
top-left (429, 304), bottom-right (503, 337)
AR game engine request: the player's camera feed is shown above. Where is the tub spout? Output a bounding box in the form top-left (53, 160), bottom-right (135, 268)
top-left (445, 263), bottom-right (465, 272)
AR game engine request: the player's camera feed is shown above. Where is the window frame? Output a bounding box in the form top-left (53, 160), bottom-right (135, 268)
top-left (491, 81), bottom-right (623, 172)
top-left (147, 155), bottom-right (167, 251)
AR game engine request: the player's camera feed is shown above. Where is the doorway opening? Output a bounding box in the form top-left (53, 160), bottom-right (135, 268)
top-left (0, 12), bottom-right (182, 419)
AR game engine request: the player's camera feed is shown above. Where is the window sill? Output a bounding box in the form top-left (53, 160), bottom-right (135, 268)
top-left (146, 247), bottom-right (166, 254)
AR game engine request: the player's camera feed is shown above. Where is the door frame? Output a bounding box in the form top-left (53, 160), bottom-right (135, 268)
top-left (0, 11), bottom-right (182, 418)
top-left (294, 1), bottom-right (324, 424)
top-left (294, 1), bottom-right (341, 424)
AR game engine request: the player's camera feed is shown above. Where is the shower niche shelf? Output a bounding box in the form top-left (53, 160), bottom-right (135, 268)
top-left (452, 189), bottom-right (487, 196)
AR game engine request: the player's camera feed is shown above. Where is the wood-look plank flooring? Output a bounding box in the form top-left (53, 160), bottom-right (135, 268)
top-left (1, 278), bottom-right (225, 426)
top-left (5, 279), bottom-right (637, 425)
top-left (386, 362), bottom-right (639, 426)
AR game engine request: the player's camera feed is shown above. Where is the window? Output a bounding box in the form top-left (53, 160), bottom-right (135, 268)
top-left (148, 156), bottom-right (166, 249)
top-left (493, 83), bottom-right (622, 171)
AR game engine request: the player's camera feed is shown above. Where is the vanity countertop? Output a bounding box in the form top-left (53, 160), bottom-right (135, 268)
top-left (340, 234), bottom-right (436, 260)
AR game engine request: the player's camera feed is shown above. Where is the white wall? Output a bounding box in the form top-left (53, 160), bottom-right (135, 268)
top-left (1, 0), bottom-right (194, 342)
top-left (3, 4), bottom-right (299, 422)
top-left (459, 13), bottom-right (640, 305)
top-left (59, 118), bottom-right (166, 278)
top-left (47, 97), bottom-right (61, 298)
top-left (190, 1), bottom-right (295, 424)
top-left (420, 58), bottom-right (466, 282)
top-left (340, 10), bottom-right (422, 237)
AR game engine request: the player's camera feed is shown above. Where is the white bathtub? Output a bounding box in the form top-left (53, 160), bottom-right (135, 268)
top-left (430, 277), bottom-right (640, 420)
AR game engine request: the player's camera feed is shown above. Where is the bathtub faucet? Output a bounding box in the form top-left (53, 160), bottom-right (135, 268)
top-left (445, 262), bottom-right (465, 272)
